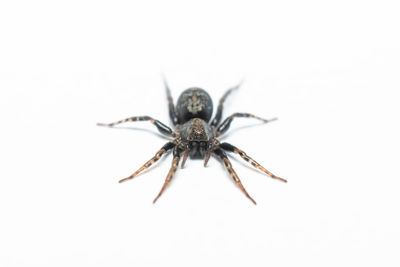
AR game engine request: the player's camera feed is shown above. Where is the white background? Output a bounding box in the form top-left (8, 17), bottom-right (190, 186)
top-left (1, 0), bottom-right (399, 266)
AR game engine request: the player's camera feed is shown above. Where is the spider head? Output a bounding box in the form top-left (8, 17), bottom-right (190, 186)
top-left (179, 118), bottom-right (215, 159)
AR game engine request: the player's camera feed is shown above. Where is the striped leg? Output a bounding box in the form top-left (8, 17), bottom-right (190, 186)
top-left (97, 116), bottom-right (173, 136)
top-left (153, 147), bottom-right (181, 203)
top-left (216, 113), bottom-right (277, 136)
top-left (119, 142), bottom-right (175, 183)
top-left (214, 148), bottom-right (257, 205)
top-left (220, 142), bottom-right (287, 183)
top-left (210, 81), bottom-right (242, 127)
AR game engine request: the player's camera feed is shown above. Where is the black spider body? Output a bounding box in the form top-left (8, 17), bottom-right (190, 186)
top-left (176, 88), bottom-right (213, 123)
top-left (98, 80), bottom-right (286, 204)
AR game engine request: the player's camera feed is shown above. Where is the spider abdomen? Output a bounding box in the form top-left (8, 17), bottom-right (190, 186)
top-left (176, 88), bottom-right (213, 124)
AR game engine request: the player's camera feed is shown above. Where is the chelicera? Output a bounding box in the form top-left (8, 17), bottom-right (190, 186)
top-left (98, 79), bottom-right (286, 204)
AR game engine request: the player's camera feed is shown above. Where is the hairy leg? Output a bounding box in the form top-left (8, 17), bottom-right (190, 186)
top-left (220, 142), bottom-right (286, 182)
top-left (210, 81), bottom-right (242, 127)
top-left (214, 148), bottom-right (257, 205)
top-left (97, 116), bottom-right (174, 136)
top-left (119, 141), bottom-right (176, 183)
top-left (216, 113), bottom-right (277, 136)
top-left (153, 147), bottom-right (181, 203)
top-left (163, 76), bottom-right (179, 126)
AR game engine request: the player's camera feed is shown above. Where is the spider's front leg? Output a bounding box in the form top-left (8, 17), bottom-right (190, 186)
top-left (153, 146), bottom-right (182, 203)
top-left (220, 142), bottom-right (287, 183)
top-left (119, 141), bottom-right (176, 183)
top-left (97, 116), bottom-right (175, 137)
top-left (214, 148), bottom-right (257, 205)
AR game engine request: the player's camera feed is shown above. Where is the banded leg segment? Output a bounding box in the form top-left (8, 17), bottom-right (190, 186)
top-left (97, 116), bottom-right (173, 136)
top-left (119, 142), bottom-right (175, 183)
top-left (153, 147), bottom-right (181, 203)
top-left (216, 113), bottom-right (277, 136)
top-left (163, 76), bottom-right (179, 125)
top-left (211, 81), bottom-right (242, 127)
top-left (220, 142), bottom-right (287, 182)
top-left (214, 148), bottom-right (257, 205)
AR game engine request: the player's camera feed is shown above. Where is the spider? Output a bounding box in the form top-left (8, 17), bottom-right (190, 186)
top-left (97, 79), bottom-right (286, 204)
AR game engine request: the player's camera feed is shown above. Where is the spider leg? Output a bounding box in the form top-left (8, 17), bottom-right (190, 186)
top-left (153, 146), bottom-right (181, 203)
top-left (214, 148), bottom-right (257, 205)
top-left (163, 76), bottom-right (179, 125)
top-left (216, 113), bottom-right (277, 137)
top-left (220, 142), bottom-right (287, 183)
top-left (97, 116), bottom-right (174, 136)
top-left (119, 141), bottom-right (176, 183)
top-left (180, 149), bottom-right (189, 168)
top-left (210, 80), bottom-right (243, 127)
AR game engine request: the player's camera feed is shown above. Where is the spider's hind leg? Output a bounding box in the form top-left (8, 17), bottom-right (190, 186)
top-left (210, 81), bottom-right (242, 127)
top-left (214, 148), bottom-right (257, 205)
top-left (119, 141), bottom-right (176, 183)
top-left (220, 142), bottom-right (287, 183)
top-left (163, 76), bottom-right (179, 126)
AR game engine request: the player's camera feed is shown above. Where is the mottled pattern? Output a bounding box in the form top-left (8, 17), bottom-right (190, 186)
top-left (180, 118), bottom-right (213, 141)
top-left (176, 88), bottom-right (213, 123)
top-left (179, 118), bottom-right (214, 159)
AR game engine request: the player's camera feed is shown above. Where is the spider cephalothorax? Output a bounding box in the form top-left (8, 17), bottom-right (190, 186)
top-left (98, 80), bottom-right (286, 204)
